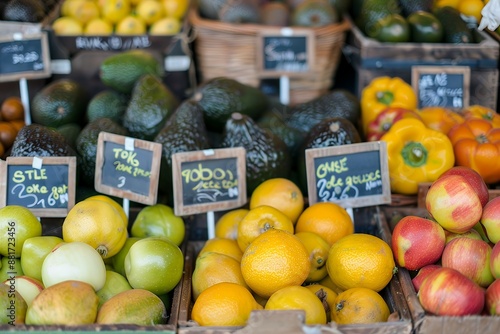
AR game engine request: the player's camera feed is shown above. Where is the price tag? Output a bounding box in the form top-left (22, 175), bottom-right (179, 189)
top-left (0, 31), bottom-right (51, 82)
top-left (305, 141), bottom-right (391, 208)
top-left (171, 148), bottom-right (247, 216)
top-left (95, 132), bottom-right (162, 205)
top-left (256, 27), bottom-right (314, 78)
top-left (412, 65), bottom-right (470, 109)
top-left (0, 156), bottom-right (76, 217)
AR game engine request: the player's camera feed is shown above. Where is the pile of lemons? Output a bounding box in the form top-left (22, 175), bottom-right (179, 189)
top-left (52, 0), bottom-right (189, 36)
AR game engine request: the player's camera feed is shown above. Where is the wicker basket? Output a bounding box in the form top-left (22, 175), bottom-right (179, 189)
top-left (189, 8), bottom-right (351, 105)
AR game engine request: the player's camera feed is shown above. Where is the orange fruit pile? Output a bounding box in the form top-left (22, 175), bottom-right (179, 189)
top-left (0, 96), bottom-right (25, 157)
top-left (190, 177), bottom-right (396, 326)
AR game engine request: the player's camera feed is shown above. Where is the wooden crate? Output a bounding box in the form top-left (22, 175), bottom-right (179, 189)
top-left (344, 20), bottom-right (499, 110)
top-left (381, 206), bottom-right (500, 334)
top-left (176, 206), bottom-right (413, 334)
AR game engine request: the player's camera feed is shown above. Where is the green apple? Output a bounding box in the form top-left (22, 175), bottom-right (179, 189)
top-left (3, 276), bottom-right (44, 306)
top-left (0, 283), bottom-right (27, 324)
top-left (131, 204), bottom-right (185, 246)
top-left (125, 237), bottom-right (184, 295)
top-left (20, 236), bottom-right (64, 282)
top-left (96, 270), bottom-right (132, 308)
top-left (111, 237), bottom-right (141, 277)
top-left (0, 257), bottom-right (23, 282)
top-left (0, 205), bottom-right (42, 257)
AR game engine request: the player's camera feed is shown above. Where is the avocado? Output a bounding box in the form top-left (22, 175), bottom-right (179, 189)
top-left (399, 0), bottom-right (433, 17)
top-left (122, 74), bottom-right (179, 141)
top-left (218, 0), bottom-right (261, 23)
top-left (10, 124), bottom-right (76, 157)
top-left (31, 79), bottom-right (88, 128)
top-left (286, 89), bottom-right (361, 133)
top-left (75, 118), bottom-right (128, 186)
top-left (86, 90), bottom-right (129, 123)
top-left (356, 0), bottom-right (400, 35)
top-left (292, 0), bottom-right (339, 27)
top-left (99, 50), bottom-right (163, 94)
top-left (2, 0), bottom-right (45, 22)
top-left (154, 99), bottom-right (211, 205)
top-left (433, 6), bottom-right (473, 44)
top-left (328, 0), bottom-right (351, 17)
top-left (368, 13), bottom-right (410, 43)
top-left (297, 117), bottom-right (361, 194)
top-left (408, 11), bottom-right (443, 43)
top-left (197, 0), bottom-right (229, 20)
top-left (193, 77), bottom-right (271, 133)
top-left (55, 123), bottom-right (82, 151)
top-left (220, 112), bottom-right (290, 194)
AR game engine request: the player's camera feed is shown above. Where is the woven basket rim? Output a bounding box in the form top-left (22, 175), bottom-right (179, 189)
top-left (188, 6), bottom-right (351, 36)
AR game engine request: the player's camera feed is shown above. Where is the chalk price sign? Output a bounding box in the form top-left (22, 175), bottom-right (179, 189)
top-left (256, 27), bottom-right (315, 77)
top-left (0, 156), bottom-right (76, 217)
top-left (412, 66), bottom-right (470, 109)
top-left (95, 132), bottom-right (162, 205)
top-left (305, 142), bottom-right (391, 208)
top-left (171, 148), bottom-right (247, 216)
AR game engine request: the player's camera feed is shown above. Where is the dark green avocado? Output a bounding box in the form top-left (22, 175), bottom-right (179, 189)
top-left (10, 123), bottom-right (76, 157)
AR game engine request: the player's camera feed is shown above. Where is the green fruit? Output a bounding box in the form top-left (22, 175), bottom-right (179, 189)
top-left (368, 13), bottom-right (410, 43)
top-left (408, 11), bottom-right (443, 43)
top-left (20, 236), bottom-right (64, 282)
top-left (124, 237), bottom-right (184, 295)
top-left (0, 205), bottom-right (42, 257)
top-left (86, 90), bottom-right (129, 123)
top-left (131, 204), bottom-right (185, 246)
top-left (0, 283), bottom-right (27, 324)
top-left (111, 237), bottom-right (141, 277)
top-left (0, 257), bottom-right (23, 283)
top-left (96, 271), bottom-right (132, 308)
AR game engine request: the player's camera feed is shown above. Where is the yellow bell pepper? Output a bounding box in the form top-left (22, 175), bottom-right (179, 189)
top-left (361, 76), bottom-right (417, 135)
top-left (381, 118), bottom-right (455, 195)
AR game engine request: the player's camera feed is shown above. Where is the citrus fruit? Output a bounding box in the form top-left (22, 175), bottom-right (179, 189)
top-left (318, 274), bottom-right (345, 294)
top-left (191, 282), bottom-right (263, 327)
top-left (331, 287), bottom-right (390, 324)
top-left (67, 0), bottom-right (100, 25)
top-left (52, 16), bottom-right (84, 35)
top-left (115, 15), bottom-right (147, 35)
top-left (1, 97), bottom-right (24, 121)
top-left (240, 229), bottom-right (310, 298)
top-left (295, 231), bottom-right (330, 282)
top-left (102, 0), bottom-right (131, 24)
top-left (0, 284), bottom-right (27, 324)
top-left (265, 285), bottom-right (327, 325)
top-left (162, 0), bottom-right (189, 19)
top-left (84, 18), bottom-right (114, 35)
top-left (20, 236), bottom-right (64, 282)
top-left (85, 195), bottom-right (128, 227)
top-left (326, 233), bottom-right (396, 292)
top-left (249, 178), bottom-right (304, 224)
top-left (0, 205), bottom-right (42, 257)
top-left (130, 204), bottom-right (185, 246)
top-left (197, 237), bottom-right (243, 262)
top-left (191, 251), bottom-right (248, 301)
top-left (215, 208), bottom-right (249, 240)
top-left (295, 202), bottom-right (354, 246)
top-left (111, 237), bottom-right (141, 277)
top-left (0, 142), bottom-right (4, 157)
top-left (96, 270), bottom-right (132, 308)
top-left (149, 17), bottom-right (182, 35)
top-left (304, 284), bottom-right (338, 322)
top-left (0, 121), bottom-right (18, 148)
top-left (62, 199), bottom-right (128, 259)
top-left (457, 0), bottom-right (484, 22)
top-left (136, 0), bottom-right (164, 25)
top-left (237, 205), bottom-right (294, 252)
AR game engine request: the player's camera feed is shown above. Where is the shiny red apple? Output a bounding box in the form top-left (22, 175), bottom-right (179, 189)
top-left (485, 278), bottom-right (500, 315)
top-left (439, 166), bottom-right (489, 207)
top-left (481, 196), bottom-right (500, 244)
top-left (491, 241), bottom-right (500, 279)
top-left (391, 215), bottom-right (445, 271)
top-left (444, 228), bottom-right (482, 245)
top-left (412, 264), bottom-right (441, 292)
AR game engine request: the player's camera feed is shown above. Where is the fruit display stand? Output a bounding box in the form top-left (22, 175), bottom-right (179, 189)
top-left (381, 206), bottom-right (500, 334)
top-left (343, 17), bottom-right (499, 110)
top-left (188, 5), bottom-right (350, 106)
top-left (175, 206), bottom-right (413, 334)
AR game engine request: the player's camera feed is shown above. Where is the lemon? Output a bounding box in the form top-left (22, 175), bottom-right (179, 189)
top-left (102, 0), bottom-right (131, 24)
top-left (136, 0), bottom-right (164, 25)
top-left (115, 15), bottom-right (147, 34)
top-left (52, 17), bottom-right (84, 35)
top-left (61, 0), bottom-right (87, 17)
top-left (457, 0), bottom-right (484, 22)
top-left (162, 0), bottom-right (189, 19)
top-left (68, 0), bottom-right (101, 25)
top-left (149, 17), bottom-right (181, 35)
top-left (84, 18), bottom-right (114, 35)
top-left (0, 205), bottom-right (42, 258)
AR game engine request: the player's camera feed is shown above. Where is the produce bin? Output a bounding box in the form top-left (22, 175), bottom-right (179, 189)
top-left (382, 206), bottom-right (500, 334)
top-left (344, 19), bottom-right (499, 110)
top-left (176, 206), bottom-right (413, 334)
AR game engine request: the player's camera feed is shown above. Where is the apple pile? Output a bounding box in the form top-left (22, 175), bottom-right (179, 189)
top-left (391, 166), bottom-right (500, 316)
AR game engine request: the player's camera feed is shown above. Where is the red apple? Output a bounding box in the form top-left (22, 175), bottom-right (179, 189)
top-left (439, 166), bottom-right (489, 207)
top-left (425, 174), bottom-right (483, 233)
top-left (441, 237), bottom-right (494, 288)
top-left (491, 242), bottom-right (500, 279)
top-left (412, 264), bottom-right (441, 292)
top-left (391, 215), bottom-right (445, 271)
top-left (473, 221), bottom-right (492, 243)
top-left (485, 278), bottom-right (500, 315)
top-left (418, 267), bottom-right (485, 316)
top-left (444, 228), bottom-right (482, 245)
top-left (481, 196), bottom-right (500, 244)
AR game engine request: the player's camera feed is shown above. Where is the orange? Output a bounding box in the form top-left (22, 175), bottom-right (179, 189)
top-left (331, 287), bottom-right (390, 324)
top-left (191, 251), bottom-right (248, 301)
top-left (9, 120), bottom-right (25, 132)
top-left (62, 199), bottom-right (128, 259)
top-left (236, 205), bottom-right (294, 252)
top-left (249, 178), bottom-right (304, 224)
top-left (214, 208), bottom-right (249, 240)
top-left (304, 284), bottom-right (338, 323)
top-left (197, 237), bottom-right (243, 262)
top-left (265, 286), bottom-right (327, 325)
top-left (295, 202), bottom-right (354, 246)
top-left (0, 141), bottom-right (4, 157)
top-left (1, 97), bottom-right (24, 121)
top-left (295, 232), bottom-right (330, 282)
top-left (318, 274), bottom-right (344, 295)
top-left (457, 0), bottom-right (484, 22)
top-left (0, 121), bottom-right (17, 148)
top-left (326, 233), bottom-right (396, 292)
top-left (191, 282), bottom-right (263, 326)
top-left (240, 229), bottom-right (310, 298)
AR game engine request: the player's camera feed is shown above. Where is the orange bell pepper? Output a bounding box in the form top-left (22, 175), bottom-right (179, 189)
top-left (462, 105), bottom-right (500, 128)
top-left (417, 106), bottom-right (464, 135)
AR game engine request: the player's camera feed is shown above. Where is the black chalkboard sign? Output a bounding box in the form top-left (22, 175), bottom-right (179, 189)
top-left (257, 28), bottom-right (314, 77)
top-left (305, 142), bottom-right (391, 208)
top-left (171, 148), bottom-right (247, 216)
top-left (412, 66), bottom-right (470, 109)
top-left (0, 157), bottom-right (76, 217)
top-left (95, 132), bottom-right (162, 205)
top-left (0, 31), bottom-right (51, 82)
